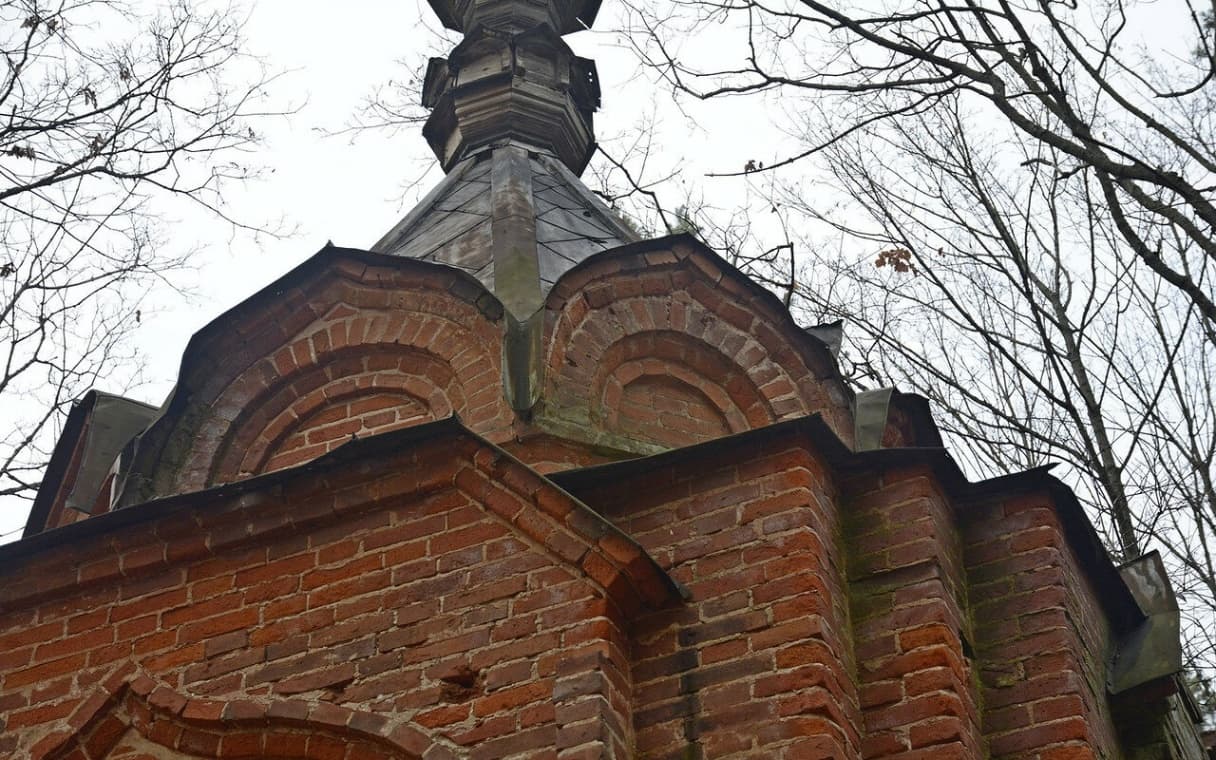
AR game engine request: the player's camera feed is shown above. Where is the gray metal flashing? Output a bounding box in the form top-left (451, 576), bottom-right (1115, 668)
top-left (804, 319), bottom-right (843, 359)
top-left (488, 145), bottom-right (545, 412)
top-left (1110, 551), bottom-right (1184, 694)
top-left (503, 310), bottom-right (544, 412)
top-left (65, 394), bottom-right (160, 514)
top-left (854, 388), bottom-right (894, 451)
top-left (371, 146), bottom-right (633, 304)
top-left (490, 145), bottom-right (542, 319)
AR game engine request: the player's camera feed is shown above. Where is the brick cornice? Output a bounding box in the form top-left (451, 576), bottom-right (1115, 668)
top-left (551, 413), bottom-right (1141, 637)
top-left (0, 418), bottom-right (681, 618)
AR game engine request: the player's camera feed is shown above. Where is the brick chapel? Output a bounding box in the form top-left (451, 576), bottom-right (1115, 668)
top-left (0, 1), bottom-right (1209, 758)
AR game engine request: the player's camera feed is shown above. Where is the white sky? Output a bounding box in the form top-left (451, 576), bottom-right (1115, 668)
top-left (0, 0), bottom-right (782, 541)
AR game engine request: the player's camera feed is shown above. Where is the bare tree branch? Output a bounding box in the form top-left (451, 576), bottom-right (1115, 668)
top-left (0, 0), bottom-right (283, 507)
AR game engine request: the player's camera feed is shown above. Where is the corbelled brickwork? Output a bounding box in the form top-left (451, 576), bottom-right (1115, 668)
top-left (558, 437), bottom-right (861, 757)
top-left (841, 467), bottom-right (985, 759)
top-left (2, 0), bottom-right (1205, 756)
top-left (962, 493), bottom-right (1123, 758)
top-left (2, 427), bottom-right (674, 759)
top-left (2, 235), bottom-right (1205, 758)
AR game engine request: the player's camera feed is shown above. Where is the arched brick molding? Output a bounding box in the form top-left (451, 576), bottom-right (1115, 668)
top-left (209, 345), bottom-right (465, 483)
top-left (178, 301), bottom-right (504, 491)
top-left (117, 249), bottom-right (511, 507)
top-left (592, 331), bottom-right (771, 449)
top-left (35, 673), bottom-right (433, 760)
top-left (543, 238), bottom-right (852, 450)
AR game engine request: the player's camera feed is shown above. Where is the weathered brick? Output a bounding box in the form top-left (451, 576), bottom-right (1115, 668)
top-left (0, 249), bottom-right (1175, 760)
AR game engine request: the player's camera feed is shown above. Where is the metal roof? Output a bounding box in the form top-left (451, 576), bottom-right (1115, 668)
top-left (371, 145), bottom-right (638, 305)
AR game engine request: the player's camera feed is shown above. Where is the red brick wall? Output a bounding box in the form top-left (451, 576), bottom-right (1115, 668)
top-left (499, 436), bottom-right (619, 475)
top-left (561, 432), bottom-right (1137, 760)
top-left (542, 242), bottom-right (854, 451)
top-left (565, 437), bottom-right (862, 758)
top-left (614, 374), bottom-right (733, 448)
top-left (260, 391), bottom-right (432, 474)
top-left (0, 434), bottom-right (662, 760)
top-left (963, 493), bottom-right (1122, 759)
top-left (12, 245), bottom-right (1158, 760)
top-left (7, 433), bottom-right (1147, 759)
top-left (840, 466), bottom-right (985, 759)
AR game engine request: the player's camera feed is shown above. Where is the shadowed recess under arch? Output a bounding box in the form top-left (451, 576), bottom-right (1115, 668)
top-left (209, 345), bottom-right (466, 485)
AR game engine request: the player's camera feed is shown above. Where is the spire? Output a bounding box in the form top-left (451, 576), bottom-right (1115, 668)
top-left (421, 0), bottom-right (603, 174)
top-left (427, 0), bottom-right (603, 35)
top-left (375, 0), bottom-right (635, 414)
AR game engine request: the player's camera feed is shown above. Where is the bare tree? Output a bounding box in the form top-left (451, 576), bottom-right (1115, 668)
top-left (620, 0), bottom-right (1216, 331)
top-left (0, 0), bottom-right (276, 506)
top-left (608, 0), bottom-right (1216, 679)
top-left (777, 99), bottom-right (1216, 670)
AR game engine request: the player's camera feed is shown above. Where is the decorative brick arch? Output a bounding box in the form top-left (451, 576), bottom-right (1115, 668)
top-left (592, 331), bottom-right (772, 448)
top-left (117, 248), bottom-right (513, 507)
top-left (175, 300), bottom-right (505, 492)
top-left (208, 344), bottom-right (466, 484)
top-left (178, 307), bottom-right (494, 491)
top-left (543, 237), bottom-right (853, 449)
top-left (35, 672), bottom-right (433, 760)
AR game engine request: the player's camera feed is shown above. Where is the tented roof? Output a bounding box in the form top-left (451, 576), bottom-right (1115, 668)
top-left (371, 147), bottom-right (638, 303)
